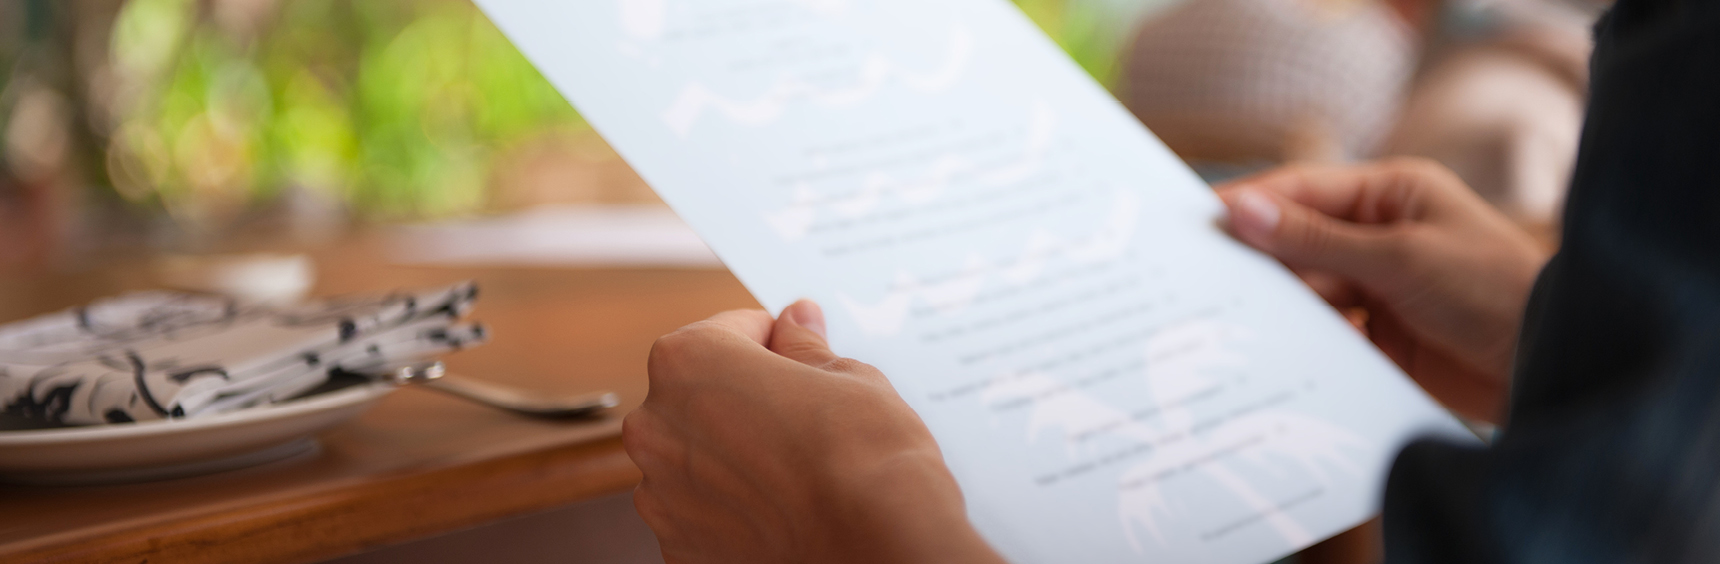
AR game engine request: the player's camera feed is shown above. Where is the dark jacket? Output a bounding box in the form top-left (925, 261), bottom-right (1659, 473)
top-left (1383, 1), bottom-right (1720, 562)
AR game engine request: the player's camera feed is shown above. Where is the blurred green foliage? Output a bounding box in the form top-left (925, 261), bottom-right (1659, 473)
top-left (107, 0), bottom-right (582, 221)
top-left (1015, 0), bottom-right (1127, 85)
top-left (89, 0), bottom-right (1132, 222)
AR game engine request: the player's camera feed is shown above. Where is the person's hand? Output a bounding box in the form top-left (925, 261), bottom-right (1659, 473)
top-left (624, 300), bottom-right (1006, 564)
top-left (1216, 158), bottom-right (1550, 423)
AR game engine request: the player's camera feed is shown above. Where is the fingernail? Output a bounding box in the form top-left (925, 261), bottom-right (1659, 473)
top-left (1233, 190), bottom-right (1282, 236)
top-left (785, 300), bottom-right (827, 339)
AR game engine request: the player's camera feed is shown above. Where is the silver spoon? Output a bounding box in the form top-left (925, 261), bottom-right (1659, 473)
top-left (386, 362), bottom-right (620, 419)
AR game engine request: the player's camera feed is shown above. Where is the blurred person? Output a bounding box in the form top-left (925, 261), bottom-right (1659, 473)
top-left (1115, 0), bottom-right (1418, 164)
top-left (2, 74), bottom-right (76, 272)
top-left (1, 1), bottom-right (95, 272)
top-left (621, 0), bottom-right (1720, 563)
top-left (1383, 0), bottom-right (1594, 225)
top-left (1115, 0), bottom-right (1593, 225)
top-left (1, 82), bottom-right (75, 270)
top-left (0, 158), bottom-right (60, 270)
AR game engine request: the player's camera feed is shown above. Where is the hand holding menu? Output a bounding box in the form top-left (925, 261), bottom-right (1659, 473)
top-left (474, 1), bottom-right (1469, 562)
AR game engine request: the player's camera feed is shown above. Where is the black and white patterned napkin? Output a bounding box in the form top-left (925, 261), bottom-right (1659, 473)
top-left (0, 283), bottom-right (484, 426)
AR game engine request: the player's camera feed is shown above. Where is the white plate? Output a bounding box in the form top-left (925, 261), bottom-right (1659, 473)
top-left (0, 379), bottom-right (397, 485)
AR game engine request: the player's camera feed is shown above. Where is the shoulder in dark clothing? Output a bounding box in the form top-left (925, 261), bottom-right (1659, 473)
top-left (1382, 1), bottom-right (1720, 563)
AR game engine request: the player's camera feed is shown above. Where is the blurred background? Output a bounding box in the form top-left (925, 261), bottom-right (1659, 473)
top-left (0, 0), bottom-right (1599, 273)
top-left (0, 3), bottom-right (1610, 561)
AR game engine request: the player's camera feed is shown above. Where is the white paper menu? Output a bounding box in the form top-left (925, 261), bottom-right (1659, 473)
top-left (473, 1), bottom-right (1471, 562)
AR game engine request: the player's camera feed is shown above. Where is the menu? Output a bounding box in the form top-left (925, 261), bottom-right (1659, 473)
top-left (473, 1), bottom-right (1472, 562)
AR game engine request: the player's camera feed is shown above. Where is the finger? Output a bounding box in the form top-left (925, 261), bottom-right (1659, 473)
top-left (1222, 187), bottom-right (1406, 286)
top-left (1216, 164), bottom-right (1366, 218)
top-left (648, 312), bottom-right (774, 390)
top-left (769, 299), bottom-right (842, 368)
top-left (622, 409), bottom-right (687, 475)
top-left (1294, 269), bottom-right (1366, 310)
top-left (1220, 161), bottom-right (1430, 224)
top-left (703, 309), bottom-right (776, 346)
top-left (1223, 165), bottom-right (1379, 220)
top-left (1342, 306), bottom-right (1371, 334)
top-left (1290, 268), bottom-right (1369, 333)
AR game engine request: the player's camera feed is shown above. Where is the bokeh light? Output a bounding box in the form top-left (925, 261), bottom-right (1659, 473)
top-left (4, 0), bottom-right (1154, 240)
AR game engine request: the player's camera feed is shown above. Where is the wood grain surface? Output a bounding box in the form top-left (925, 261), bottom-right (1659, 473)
top-left (0, 238), bottom-right (759, 564)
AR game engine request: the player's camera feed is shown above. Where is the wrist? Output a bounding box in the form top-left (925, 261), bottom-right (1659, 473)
top-left (827, 450), bottom-right (1006, 564)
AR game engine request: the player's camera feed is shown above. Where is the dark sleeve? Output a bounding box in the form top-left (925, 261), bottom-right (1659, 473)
top-left (1381, 1), bottom-right (1720, 563)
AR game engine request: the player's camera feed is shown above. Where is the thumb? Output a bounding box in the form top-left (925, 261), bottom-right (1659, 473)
top-left (1223, 188), bottom-right (1404, 285)
top-left (769, 299), bottom-right (841, 367)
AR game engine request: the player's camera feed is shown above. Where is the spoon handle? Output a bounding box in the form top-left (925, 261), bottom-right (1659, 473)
top-left (391, 362), bottom-right (620, 418)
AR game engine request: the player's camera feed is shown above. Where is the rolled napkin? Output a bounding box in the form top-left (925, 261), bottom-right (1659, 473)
top-left (0, 283), bottom-right (484, 426)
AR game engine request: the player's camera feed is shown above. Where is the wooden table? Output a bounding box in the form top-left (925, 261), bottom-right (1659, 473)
top-left (0, 237), bottom-right (1386, 564)
top-left (0, 242), bottom-right (760, 564)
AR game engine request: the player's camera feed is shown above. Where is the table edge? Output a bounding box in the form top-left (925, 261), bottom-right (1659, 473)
top-left (1, 437), bottom-right (639, 564)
